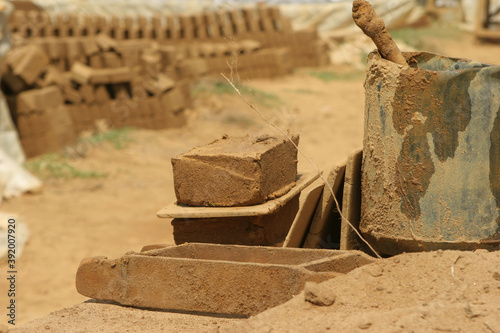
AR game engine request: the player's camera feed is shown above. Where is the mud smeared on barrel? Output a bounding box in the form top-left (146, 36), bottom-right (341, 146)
top-left (392, 66), bottom-right (479, 219)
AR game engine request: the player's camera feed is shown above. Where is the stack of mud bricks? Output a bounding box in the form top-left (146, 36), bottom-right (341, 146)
top-left (2, 34), bottom-right (189, 158)
top-left (8, 3), bottom-right (329, 72)
top-left (171, 135), bottom-right (300, 246)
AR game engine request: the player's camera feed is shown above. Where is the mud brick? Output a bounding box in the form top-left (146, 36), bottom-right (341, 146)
top-left (172, 195), bottom-right (299, 246)
top-left (110, 83), bottom-right (131, 99)
top-left (62, 85), bottom-right (82, 104)
top-left (138, 15), bottom-right (153, 39)
top-left (179, 16), bottom-right (194, 40)
top-left (177, 79), bottom-right (192, 108)
top-left (47, 104), bottom-right (76, 139)
top-left (81, 16), bottom-right (97, 36)
top-left (79, 85), bottom-right (95, 103)
top-left (94, 85), bottom-right (111, 104)
top-left (87, 103), bottom-right (102, 122)
top-left (168, 109), bottom-right (187, 128)
top-left (2, 72), bottom-right (28, 94)
top-left (119, 50), bottom-right (138, 67)
top-left (178, 59), bottom-right (208, 79)
top-left (95, 33), bottom-right (118, 51)
top-left (66, 13), bottom-right (83, 36)
top-left (89, 54), bottom-right (103, 68)
top-left (35, 66), bottom-right (70, 88)
top-left (239, 39), bottom-right (261, 53)
top-left (193, 14), bottom-right (208, 39)
top-left (229, 9), bottom-right (246, 36)
top-left (160, 87), bottom-right (185, 112)
top-left (77, 103), bottom-right (92, 128)
top-left (142, 73), bottom-right (175, 95)
top-left (10, 44), bottom-right (50, 85)
top-left (114, 39), bottom-right (152, 54)
top-left (15, 113), bottom-right (31, 138)
top-left (166, 15), bottom-right (180, 39)
top-left (80, 38), bottom-right (99, 56)
top-left (204, 12), bottom-right (221, 39)
top-left (64, 38), bottom-right (82, 60)
top-left (70, 62), bottom-right (94, 84)
top-left (158, 45), bottom-right (178, 64)
top-left (257, 4), bottom-right (276, 32)
top-left (41, 37), bottom-right (62, 59)
top-left (197, 43), bottom-right (214, 57)
top-left (50, 58), bottom-right (67, 72)
top-left (215, 10), bottom-right (234, 38)
top-left (17, 86), bottom-right (63, 114)
top-left (269, 6), bottom-right (291, 32)
top-left (242, 8), bottom-right (260, 33)
top-left (140, 50), bottom-right (162, 74)
top-left (137, 98), bottom-right (151, 118)
top-left (66, 103), bottom-right (81, 126)
top-left (67, 55), bottom-right (88, 69)
top-left (101, 52), bottom-right (122, 68)
top-left (98, 101), bottom-right (113, 122)
top-left (147, 97), bottom-right (162, 118)
top-left (104, 67), bottom-right (133, 84)
top-left (153, 14), bottom-right (167, 40)
top-left (172, 134), bottom-right (299, 207)
top-left (26, 11), bottom-right (43, 37)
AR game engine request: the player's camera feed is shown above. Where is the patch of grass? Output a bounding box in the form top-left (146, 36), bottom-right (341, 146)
top-left (192, 78), bottom-right (282, 107)
top-left (285, 89), bottom-right (319, 95)
top-left (25, 154), bottom-right (108, 180)
top-left (82, 127), bottom-right (134, 149)
top-left (191, 79), bottom-right (235, 97)
top-left (249, 88), bottom-right (282, 107)
top-left (308, 70), bottom-right (364, 82)
top-left (389, 23), bottom-right (463, 50)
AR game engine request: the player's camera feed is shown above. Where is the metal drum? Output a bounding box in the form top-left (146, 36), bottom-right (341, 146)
top-left (360, 51), bottom-right (500, 255)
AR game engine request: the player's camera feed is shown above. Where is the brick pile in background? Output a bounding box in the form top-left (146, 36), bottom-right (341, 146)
top-left (8, 3), bottom-right (329, 68)
top-left (4, 4), bottom-right (330, 158)
top-left (2, 36), bottom-right (190, 158)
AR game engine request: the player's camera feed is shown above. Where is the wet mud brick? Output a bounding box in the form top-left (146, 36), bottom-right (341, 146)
top-left (9, 44), bottom-right (49, 85)
top-left (172, 134), bottom-right (299, 207)
top-left (172, 194), bottom-right (299, 246)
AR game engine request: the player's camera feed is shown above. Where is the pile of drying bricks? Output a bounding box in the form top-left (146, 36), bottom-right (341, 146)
top-left (4, 4), bottom-right (329, 158)
top-left (2, 36), bottom-right (190, 157)
top-left (8, 4), bottom-right (329, 68)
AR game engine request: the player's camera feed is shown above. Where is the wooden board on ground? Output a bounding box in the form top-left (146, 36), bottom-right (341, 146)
top-left (282, 178), bottom-right (324, 248)
top-left (302, 160), bottom-right (347, 249)
top-left (156, 172), bottom-right (319, 219)
top-left (340, 148), bottom-right (366, 251)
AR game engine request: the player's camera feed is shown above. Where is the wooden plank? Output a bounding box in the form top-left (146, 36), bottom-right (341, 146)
top-left (157, 172), bottom-right (319, 219)
top-left (302, 161), bottom-right (346, 249)
top-left (340, 148), bottom-right (365, 251)
top-left (283, 178), bottom-right (324, 248)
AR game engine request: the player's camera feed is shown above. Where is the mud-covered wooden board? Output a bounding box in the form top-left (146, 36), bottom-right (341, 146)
top-left (157, 172), bottom-right (319, 218)
top-left (283, 178), bottom-right (325, 248)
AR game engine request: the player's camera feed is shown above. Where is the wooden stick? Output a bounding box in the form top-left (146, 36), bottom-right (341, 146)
top-left (352, 0), bottom-right (407, 66)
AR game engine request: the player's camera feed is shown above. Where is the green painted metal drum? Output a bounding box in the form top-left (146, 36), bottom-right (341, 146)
top-left (360, 51), bottom-right (500, 255)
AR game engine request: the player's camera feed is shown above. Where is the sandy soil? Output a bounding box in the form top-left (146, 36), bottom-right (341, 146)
top-left (1, 30), bottom-right (500, 331)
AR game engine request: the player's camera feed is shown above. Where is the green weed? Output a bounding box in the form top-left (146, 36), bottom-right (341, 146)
top-left (389, 23), bottom-right (463, 50)
top-left (308, 70), bottom-right (364, 82)
top-left (192, 78), bottom-right (282, 107)
top-left (25, 154), bottom-right (108, 180)
top-left (82, 127), bottom-right (134, 149)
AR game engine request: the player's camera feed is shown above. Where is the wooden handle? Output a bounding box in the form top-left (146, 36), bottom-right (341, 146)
top-left (352, 0), bottom-right (407, 66)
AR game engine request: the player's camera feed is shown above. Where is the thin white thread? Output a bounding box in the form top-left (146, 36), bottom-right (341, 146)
top-left (221, 73), bottom-right (382, 259)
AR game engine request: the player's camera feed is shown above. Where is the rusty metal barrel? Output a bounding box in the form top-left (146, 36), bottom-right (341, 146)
top-left (360, 51), bottom-right (500, 255)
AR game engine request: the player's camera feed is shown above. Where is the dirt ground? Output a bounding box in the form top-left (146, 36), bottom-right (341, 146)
top-left (1, 29), bottom-right (500, 331)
